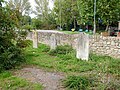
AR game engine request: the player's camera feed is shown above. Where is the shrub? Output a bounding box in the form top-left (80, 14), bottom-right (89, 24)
top-left (17, 40), bottom-right (31, 48)
top-left (63, 76), bottom-right (92, 90)
top-left (0, 46), bottom-right (25, 71)
top-left (0, 5), bottom-right (25, 72)
top-left (49, 45), bottom-right (73, 56)
top-left (18, 30), bottom-right (28, 40)
top-left (41, 46), bottom-right (50, 52)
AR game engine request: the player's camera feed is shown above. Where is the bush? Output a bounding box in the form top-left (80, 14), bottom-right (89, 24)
top-left (18, 30), bottom-right (28, 40)
top-left (0, 5), bottom-right (25, 72)
top-left (0, 46), bottom-right (25, 71)
top-left (63, 76), bottom-right (92, 90)
top-left (41, 46), bottom-right (50, 52)
top-left (49, 45), bottom-right (73, 56)
top-left (17, 40), bottom-right (31, 48)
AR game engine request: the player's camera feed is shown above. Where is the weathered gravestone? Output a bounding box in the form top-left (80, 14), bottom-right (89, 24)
top-left (76, 33), bottom-right (89, 61)
top-left (33, 30), bottom-right (38, 48)
top-left (117, 21), bottom-right (120, 37)
top-left (118, 21), bottom-right (120, 30)
top-left (50, 34), bottom-right (57, 50)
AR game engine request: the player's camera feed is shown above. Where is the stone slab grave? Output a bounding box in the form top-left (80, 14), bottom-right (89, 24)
top-left (50, 34), bottom-right (57, 50)
top-left (33, 30), bottom-right (38, 48)
top-left (76, 33), bottom-right (89, 61)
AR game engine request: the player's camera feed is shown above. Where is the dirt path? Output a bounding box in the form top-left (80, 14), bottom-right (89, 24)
top-left (14, 67), bottom-right (65, 90)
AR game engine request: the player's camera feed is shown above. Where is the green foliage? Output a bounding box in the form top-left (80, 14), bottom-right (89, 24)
top-left (7, 0), bottom-right (31, 15)
top-left (97, 0), bottom-right (120, 25)
top-left (33, 0), bottom-right (56, 30)
top-left (17, 30), bottom-right (28, 40)
top-left (41, 45), bottom-right (50, 52)
top-left (0, 71), bottom-right (43, 90)
top-left (0, 5), bottom-right (25, 71)
top-left (16, 39), bottom-right (31, 48)
top-left (32, 17), bottom-right (56, 30)
top-left (25, 43), bottom-right (120, 75)
top-left (0, 46), bottom-right (25, 71)
top-left (49, 45), bottom-right (73, 56)
top-left (63, 76), bottom-right (92, 90)
top-left (54, 0), bottom-right (79, 30)
top-left (77, 0), bottom-right (93, 25)
top-left (54, 0), bottom-right (120, 31)
top-left (77, 0), bottom-right (120, 29)
top-left (22, 25), bottom-right (33, 31)
top-left (32, 18), bottom-right (42, 29)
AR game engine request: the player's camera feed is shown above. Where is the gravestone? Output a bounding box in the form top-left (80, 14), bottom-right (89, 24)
top-left (50, 34), bottom-right (57, 50)
top-left (118, 21), bottom-right (120, 30)
top-left (117, 21), bottom-right (120, 37)
top-left (76, 33), bottom-right (89, 61)
top-left (33, 30), bottom-right (38, 48)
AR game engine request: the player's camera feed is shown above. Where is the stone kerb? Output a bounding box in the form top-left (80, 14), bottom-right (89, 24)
top-left (76, 33), bottom-right (89, 61)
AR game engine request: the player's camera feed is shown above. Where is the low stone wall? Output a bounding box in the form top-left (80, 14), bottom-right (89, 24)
top-left (37, 31), bottom-right (78, 49)
top-left (90, 35), bottom-right (120, 58)
top-left (27, 31), bottom-right (120, 58)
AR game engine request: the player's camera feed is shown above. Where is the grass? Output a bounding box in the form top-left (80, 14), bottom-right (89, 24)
top-left (25, 42), bottom-right (120, 89)
top-left (59, 30), bottom-right (80, 34)
top-left (63, 76), bottom-right (92, 90)
top-left (25, 43), bottom-right (120, 75)
top-left (0, 71), bottom-right (43, 90)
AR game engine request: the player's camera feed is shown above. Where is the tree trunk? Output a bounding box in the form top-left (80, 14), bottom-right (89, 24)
top-left (74, 17), bottom-right (76, 29)
top-left (105, 24), bottom-right (109, 31)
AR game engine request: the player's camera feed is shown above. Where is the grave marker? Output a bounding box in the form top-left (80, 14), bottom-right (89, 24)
top-left (33, 30), bottom-right (38, 48)
top-left (50, 34), bottom-right (57, 50)
top-left (76, 33), bottom-right (89, 61)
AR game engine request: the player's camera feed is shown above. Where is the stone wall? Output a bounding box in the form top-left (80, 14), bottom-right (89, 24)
top-left (27, 31), bottom-right (120, 58)
top-left (37, 31), bottom-right (78, 49)
top-left (90, 35), bottom-right (120, 58)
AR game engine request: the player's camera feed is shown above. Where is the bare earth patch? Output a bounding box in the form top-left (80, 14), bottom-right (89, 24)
top-left (14, 67), bottom-right (65, 90)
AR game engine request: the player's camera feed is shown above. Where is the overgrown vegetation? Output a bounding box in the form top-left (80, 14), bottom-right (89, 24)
top-left (49, 45), bottom-right (73, 56)
top-left (25, 42), bottom-right (120, 90)
top-left (63, 76), bottom-right (92, 90)
top-left (0, 1), bottom-right (26, 72)
top-left (0, 71), bottom-right (43, 90)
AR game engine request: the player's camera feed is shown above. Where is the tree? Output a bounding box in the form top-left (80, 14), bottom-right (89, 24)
top-left (7, 0), bottom-right (31, 15)
top-left (97, 0), bottom-right (120, 30)
top-left (77, 0), bottom-right (93, 25)
top-left (6, 0), bottom-right (31, 29)
top-left (34, 0), bottom-right (50, 22)
top-left (77, 0), bottom-right (120, 31)
top-left (33, 0), bottom-right (56, 29)
top-left (54, 0), bottom-right (79, 30)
